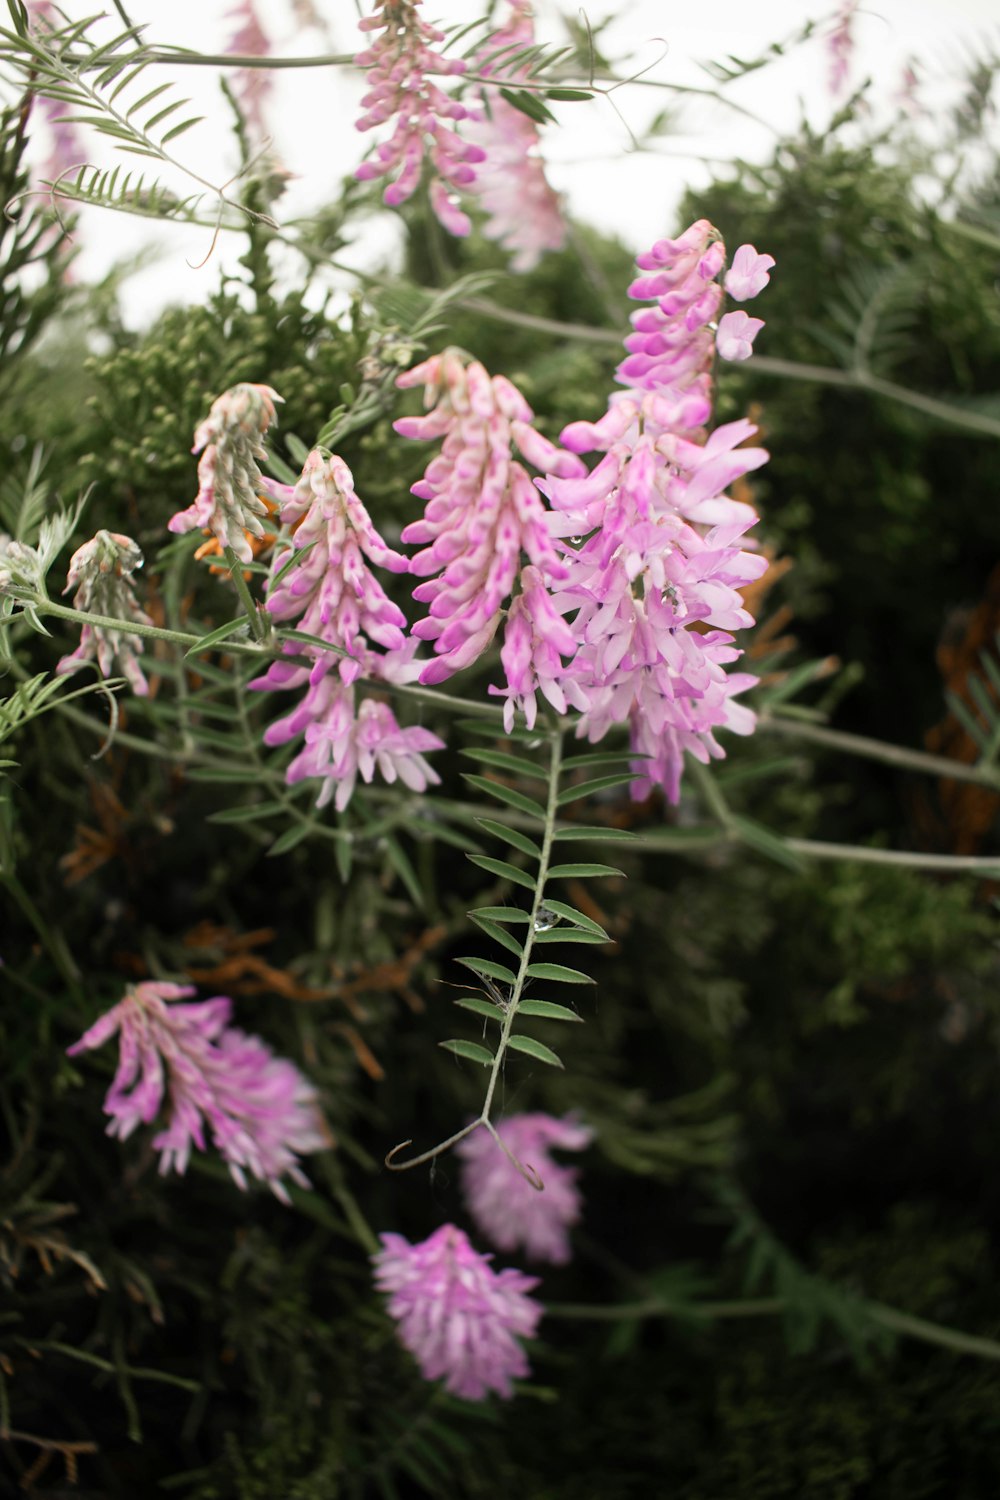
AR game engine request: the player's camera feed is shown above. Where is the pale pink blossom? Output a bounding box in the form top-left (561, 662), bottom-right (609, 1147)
top-left (224, 0), bottom-right (272, 140)
top-left (354, 0), bottom-right (485, 236)
top-left (715, 310), bottom-right (765, 362)
top-left (68, 982), bottom-right (327, 1202)
top-left (55, 530), bottom-right (151, 696)
top-left (724, 244), bottom-right (775, 302)
top-left (168, 383), bottom-right (282, 564)
top-left (250, 451), bottom-right (443, 807)
top-left (373, 1224), bottom-right (541, 1399)
top-left (828, 0), bottom-right (857, 97)
top-left (465, 2), bottom-right (565, 269)
top-left (457, 1114), bottom-right (592, 1264)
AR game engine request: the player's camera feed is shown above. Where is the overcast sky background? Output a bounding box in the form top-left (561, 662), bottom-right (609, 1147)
top-left (21, 0), bottom-right (1000, 323)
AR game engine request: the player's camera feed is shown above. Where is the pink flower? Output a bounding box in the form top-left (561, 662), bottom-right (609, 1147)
top-left (168, 383), bottom-right (282, 564)
top-left (224, 0), bottom-right (272, 140)
top-left (464, 2), bottom-right (565, 270)
top-left (396, 350), bottom-right (585, 695)
top-left (827, 0), bottom-right (857, 97)
top-left (354, 0), bottom-right (485, 236)
top-left (250, 450), bottom-right (443, 807)
top-left (457, 1114), bottom-right (592, 1264)
top-left (55, 530), bottom-right (151, 696)
top-left (373, 1224), bottom-right (541, 1399)
top-left (540, 220), bottom-right (773, 802)
top-left (724, 244), bottom-right (775, 302)
top-left (67, 982), bottom-right (327, 1202)
top-left (715, 310), bottom-right (765, 362)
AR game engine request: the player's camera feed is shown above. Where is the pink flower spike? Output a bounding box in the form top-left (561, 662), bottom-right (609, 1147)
top-left (55, 530), bottom-right (152, 696)
top-left (373, 1224), bottom-right (541, 1400)
top-left (169, 383), bottom-right (282, 564)
top-left (457, 1114), bottom-right (592, 1263)
top-left (68, 982), bottom-right (327, 1201)
top-left (724, 245), bottom-right (776, 302)
top-left (716, 311), bottom-right (764, 362)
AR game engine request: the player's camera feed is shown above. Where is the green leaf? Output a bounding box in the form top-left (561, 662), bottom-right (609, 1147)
top-left (506, 1035), bottom-right (563, 1068)
top-left (160, 116), bottom-right (204, 145)
top-left (554, 825), bottom-right (640, 843)
top-left (533, 928), bottom-right (608, 945)
top-left (468, 915), bottom-right (524, 958)
top-left (467, 853), bottom-right (536, 890)
top-left (497, 86), bottom-right (556, 125)
top-left (546, 87), bottom-right (593, 101)
top-left (517, 999), bottom-right (584, 1023)
top-left (547, 862), bottom-right (625, 879)
top-left (454, 997), bottom-right (504, 1022)
top-left (279, 628), bottom-right (344, 655)
top-left (455, 956), bottom-right (518, 987)
top-left (731, 815), bottom-right (806, 871)
top-left (206, 801), bottom-right (285, 824)
top-left (183, 616), bottom-right (248, 656)
top-left (537, 898), bottom-right (608, 937)
top-left (462, 774), bottom-right (547, 818)
top-left (469, 906), bottom-right (531, 924)
top-left (335, 835), bottom-right (353, 884)
top-left (270, 537), bottom-right (318, 587)
top-left (524, 962), bottom-right (594, 985)
top-left (474, 817), bottom-right (540, 858)
top-left (557, 773), bottom-right (641, 805)
top-left (462, 747), bottom-right (548, 780)
top-left (381, 833), bottom-right (425, 908)
top-left (560, 751), bottom-right (639, 772)
top-left (439, 1039), bottom-right (494, 1066)
top-left (267, 822), bottom-right (313, 857)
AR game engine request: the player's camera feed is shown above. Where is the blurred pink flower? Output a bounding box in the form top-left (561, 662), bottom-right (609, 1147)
top-left (373, 1223), bottom-right (541, 1399)
top-left (68, 982), bottom-right (327, 1202)
top-left (457, 1114), bottom-right (592, 1263)
top-left (55, 530), bottom-right (151, 696)
top-left (224, 0), bottom-right (273, 140)
top-left (465, 1), bottom-right (565, 270)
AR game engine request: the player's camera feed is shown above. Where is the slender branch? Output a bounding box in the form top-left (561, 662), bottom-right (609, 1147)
top-left (544, 1294), bottom-right (1000, 1362)
top-left (455, 300), bottom-right (1000, 440)
top-left (761, 713), bottom-right (1000, 790)
top-left (783, 839), bottom-right (1000, 873)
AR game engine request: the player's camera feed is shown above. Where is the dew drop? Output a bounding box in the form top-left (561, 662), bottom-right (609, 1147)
top-left (533, 905), bottom-right (561, 933)
top-left (570, 536), bottom-right (584, 546)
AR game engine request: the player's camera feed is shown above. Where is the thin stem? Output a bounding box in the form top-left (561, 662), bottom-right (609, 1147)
top-left (481, 726), bottom-right (563, 1120)
top-left (544, 1294), bottom-right (1000, 1362)
top-left (783, 839), bottom-right (1000, 873)
top-left (761, 713), bottom-right (1000, 790)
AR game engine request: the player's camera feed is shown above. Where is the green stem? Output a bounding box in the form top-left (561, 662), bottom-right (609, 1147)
top-left (455, 299), bottom-right (1000, 441)
top-left (481, 726), bottom-right (563, 1124)
top-left (544, 1296), bottom-right (1000, 1361)
top-left (761, 713), bottom-right (1000, 790)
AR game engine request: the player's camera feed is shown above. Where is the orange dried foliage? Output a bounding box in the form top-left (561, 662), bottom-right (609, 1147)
top-left (60, 777), bottom-right (132, 886)
top-left (920, 563), bottom-right (1000, 854)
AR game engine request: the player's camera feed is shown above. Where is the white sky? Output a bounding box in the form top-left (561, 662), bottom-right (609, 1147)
top-left (20, 0), bottom-right (1000, 322)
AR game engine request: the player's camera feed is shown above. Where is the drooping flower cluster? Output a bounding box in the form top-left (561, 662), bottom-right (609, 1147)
top-left (395, 351), bottom-right (586, 722)
top-left (827, 0), bottom-right (858, 97)
top-left (68, 982), bottom-right (327, 1202)
top-left (55, 530), bottom-right (152, 696)
top-left (251, 449), bottom-right (444, 809)
top-left (464, 1), bottom-right (565, 270)
top-left (373, 1224), bottom-right (541, 1400)
top-left (224, 0), bottom-right (273, 141)
top-left (354, 0), bottom-right (485, 237)
top-left (168, 383), bottom-right (282, 564)
top-left (457, 1114), bottom-right (592, 1264)
top-left (541, 220), bottom-right (774, 801)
